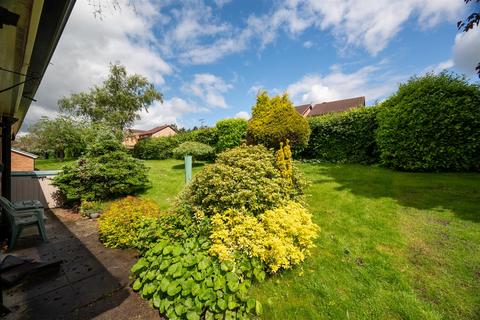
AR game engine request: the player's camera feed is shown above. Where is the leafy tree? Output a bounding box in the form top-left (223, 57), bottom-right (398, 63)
top-left (215, 118), bottom-right (247, 152)
top-left (59, 63), bottom-right (162, 131)
top-left (247, 92), bottom-right (310, 152)
top-left (27, 116), bottom-right (86, 160)
top-left (457, 0), bottom-right (480, 77)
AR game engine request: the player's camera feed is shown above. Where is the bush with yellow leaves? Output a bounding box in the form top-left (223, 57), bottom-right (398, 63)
top-left (209, 201), bottom-right (319, 273)
top-left (98, 196), bottom-right (162, 249)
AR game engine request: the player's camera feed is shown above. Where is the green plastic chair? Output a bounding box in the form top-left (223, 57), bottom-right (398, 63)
top-left (0, 196), bottom-right (47, 250)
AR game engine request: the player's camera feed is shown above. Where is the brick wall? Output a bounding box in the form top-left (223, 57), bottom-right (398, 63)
top-left (12, 152), bottom-right (35, 171)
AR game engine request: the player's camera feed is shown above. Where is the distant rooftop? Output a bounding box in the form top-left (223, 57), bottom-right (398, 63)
top-left (295, 96), bottom-right (365, 117)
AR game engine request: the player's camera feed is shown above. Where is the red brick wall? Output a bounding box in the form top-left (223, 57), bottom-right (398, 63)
top-left (12, 152), bottom-right (35, 171)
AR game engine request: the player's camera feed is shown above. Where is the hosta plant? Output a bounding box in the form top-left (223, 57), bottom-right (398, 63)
top-left (131, 237), bottom-right (264, 320)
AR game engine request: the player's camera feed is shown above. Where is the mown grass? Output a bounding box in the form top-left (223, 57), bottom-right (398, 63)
top-left (35, 158), bottom-right (480, 319)
top-left (35, 158), bottom-right (76, 170)
top-left (251, 163), bottom-right (480, 320)
top-left (140, 159), bottom-right (207, 210)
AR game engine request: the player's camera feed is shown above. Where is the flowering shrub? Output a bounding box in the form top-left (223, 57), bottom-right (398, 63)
top-left (98, 197), bottom-right (162, 249)
top-left (209, 201), bottom-right (319, 273)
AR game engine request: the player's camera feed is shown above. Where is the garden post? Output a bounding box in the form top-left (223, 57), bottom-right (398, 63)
top-left (185, 155), bottom-right (192, 183)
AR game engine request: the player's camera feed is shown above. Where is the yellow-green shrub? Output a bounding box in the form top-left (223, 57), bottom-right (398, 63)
top-left (209, 201), bottom-right (319, 273)
top-left (98, 196), bottom-right (162, 249)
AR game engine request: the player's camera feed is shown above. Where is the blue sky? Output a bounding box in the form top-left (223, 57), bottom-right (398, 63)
top-left (24, 0), bottom-right (480, 130)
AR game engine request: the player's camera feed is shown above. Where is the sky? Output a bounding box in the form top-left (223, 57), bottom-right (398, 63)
top-left (22, 0), bottom-right (480, 131)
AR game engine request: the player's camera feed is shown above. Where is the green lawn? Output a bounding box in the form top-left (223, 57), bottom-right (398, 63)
top-left (251, 163), bottom-right (480, 320)
top-left (140, 159), bottom-right (208, 210)
top-left (36, 158), bottom-right (480, 319)
top-left (35, 158), bottom-right (76, 170)
top-left (137, 160), bottom-right (480, 319)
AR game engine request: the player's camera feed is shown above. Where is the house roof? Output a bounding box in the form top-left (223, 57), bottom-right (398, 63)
top-left (295, 96), bottom-right (365, 117)
top-left (309, 96), bottom-right (365, 116)
top-left (295, 104), bottom-right (312, 116)
top-left (132, 125), bottom-right (177, 137)
top-left (11, 148), bottom-right (38, 159)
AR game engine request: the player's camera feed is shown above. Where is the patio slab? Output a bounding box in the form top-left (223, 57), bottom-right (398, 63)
top-left (3, 209), bottom-right (160, 320)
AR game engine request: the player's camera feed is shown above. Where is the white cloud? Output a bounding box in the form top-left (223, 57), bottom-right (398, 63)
top-left (134, 97), bottom-right (200, 129)
top-left (423, 59), bottom-right (454, 74)
top-left (235, 111), bottom-right (250, 120)
top-left (248, 85), bottom-right (264, 96)
top-left (453, 28), bottom-right (480, 76)
top-left (22, 0), bottom-right (171, 130)
top-left (286, 64), bottom-right (403, 105)
top-left (184, 73), bottom-right (232, 108)
top-left (303, 41), bottom-right (313, 48)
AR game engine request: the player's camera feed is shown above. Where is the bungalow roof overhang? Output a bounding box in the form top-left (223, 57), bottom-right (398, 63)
top-left (0, 0), bottom-right (76, 136)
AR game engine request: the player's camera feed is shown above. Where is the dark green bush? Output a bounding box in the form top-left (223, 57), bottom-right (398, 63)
top-left (133, 136), bottom-right (176, 160)
top-left (178, 145), bottom-right (306, 217)
top-left (191, 127), bottom-right (218, 147)
top-left (376, 72), bottom-right (480, 171)
top-left (302, 107), bottom-right (379, 163)
top-left (53, 132), bottom-right (150, 203)
top-left (247, 92), bottom-right (310, 152)
top-left (215, 118), bottom-right (247, 152)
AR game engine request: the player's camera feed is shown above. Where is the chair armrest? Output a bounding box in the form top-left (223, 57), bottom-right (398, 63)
top-left (12, 209), bottom-right (44, 220)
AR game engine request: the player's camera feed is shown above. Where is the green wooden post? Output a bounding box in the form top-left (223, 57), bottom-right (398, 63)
top-left (185, 155), bottom-right (192, 183)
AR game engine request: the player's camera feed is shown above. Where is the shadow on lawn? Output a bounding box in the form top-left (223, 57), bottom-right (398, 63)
top-left (314, 164), bottom-right (480, 223)
top-left (171, 162), bottom-right (209, 170)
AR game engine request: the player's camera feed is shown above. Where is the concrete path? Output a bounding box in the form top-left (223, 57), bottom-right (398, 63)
top-left (3, 209), bottom-right (160, 320)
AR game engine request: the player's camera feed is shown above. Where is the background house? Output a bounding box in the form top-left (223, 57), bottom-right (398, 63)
top-left (295, 96), bottom-right (365, 117)
top-left (123, 125), bottom-right (177, 148)
top-left (11, 148), bottom-right (38, 171)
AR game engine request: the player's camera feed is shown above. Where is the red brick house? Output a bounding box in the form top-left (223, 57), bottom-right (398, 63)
top-left (11, 148), bottom-right (38, 171)
top-left (123, 125), bottom-right (177, 148)
top-left (295, 96), bottom-right (365, 117)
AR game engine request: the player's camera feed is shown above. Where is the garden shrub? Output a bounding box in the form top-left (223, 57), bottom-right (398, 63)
top-left (133, 136), bottom-right (177, 160)
top-left (247, 91), bottom-right (310, 151)
top-left (302, 107), bottom-right (379, 163)
top-left (209, 201), bottom-right (319, 273)
top-left (179, 145), bottom-right (306, 217)
top-left (215, 118), bottom-right (247, 152)
top-left (133, 129), bottom-right (218, 160)
top-left (376, 72), bottom-right (480, 171)
top-left (191, 127), bottom-right (218, 148)
top-left (98, 197), bottom-right (162, 249)
top-left (131, 237), bottom-right (264, 320)
top-left (172, 141), bottom-right (215, 162)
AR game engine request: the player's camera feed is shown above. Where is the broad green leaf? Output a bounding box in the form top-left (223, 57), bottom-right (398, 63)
top-left (130, 258), bottom-right (146, 274)
top-left (153, 293), bottom-right (161, 308)
top-left (132, 278), bottom-right (142, 291)
top-left (160, 278), bottom-right (170, 292)
top-left (217, 298), bottom-right (227, 311)
top-left (255, 300), bottom-right (263, 315)
top-left (213, 275), bottom-right (226, 291)
top-left (246, 298), bottom-right (256, 312)
top-left (167, 282), bottom-right (182, 296)
top-left (186, 311), bottom-right (200, 320)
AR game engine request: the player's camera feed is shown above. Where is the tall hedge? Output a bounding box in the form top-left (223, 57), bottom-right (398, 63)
top-left (215, 118), bottom-right (247, 152)
top-left (247, 92), bottom-right (310, 151)
top-left (301, 107), bottom-right (379, 163)
top-left (376, 73), bottom-right (480, 171)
